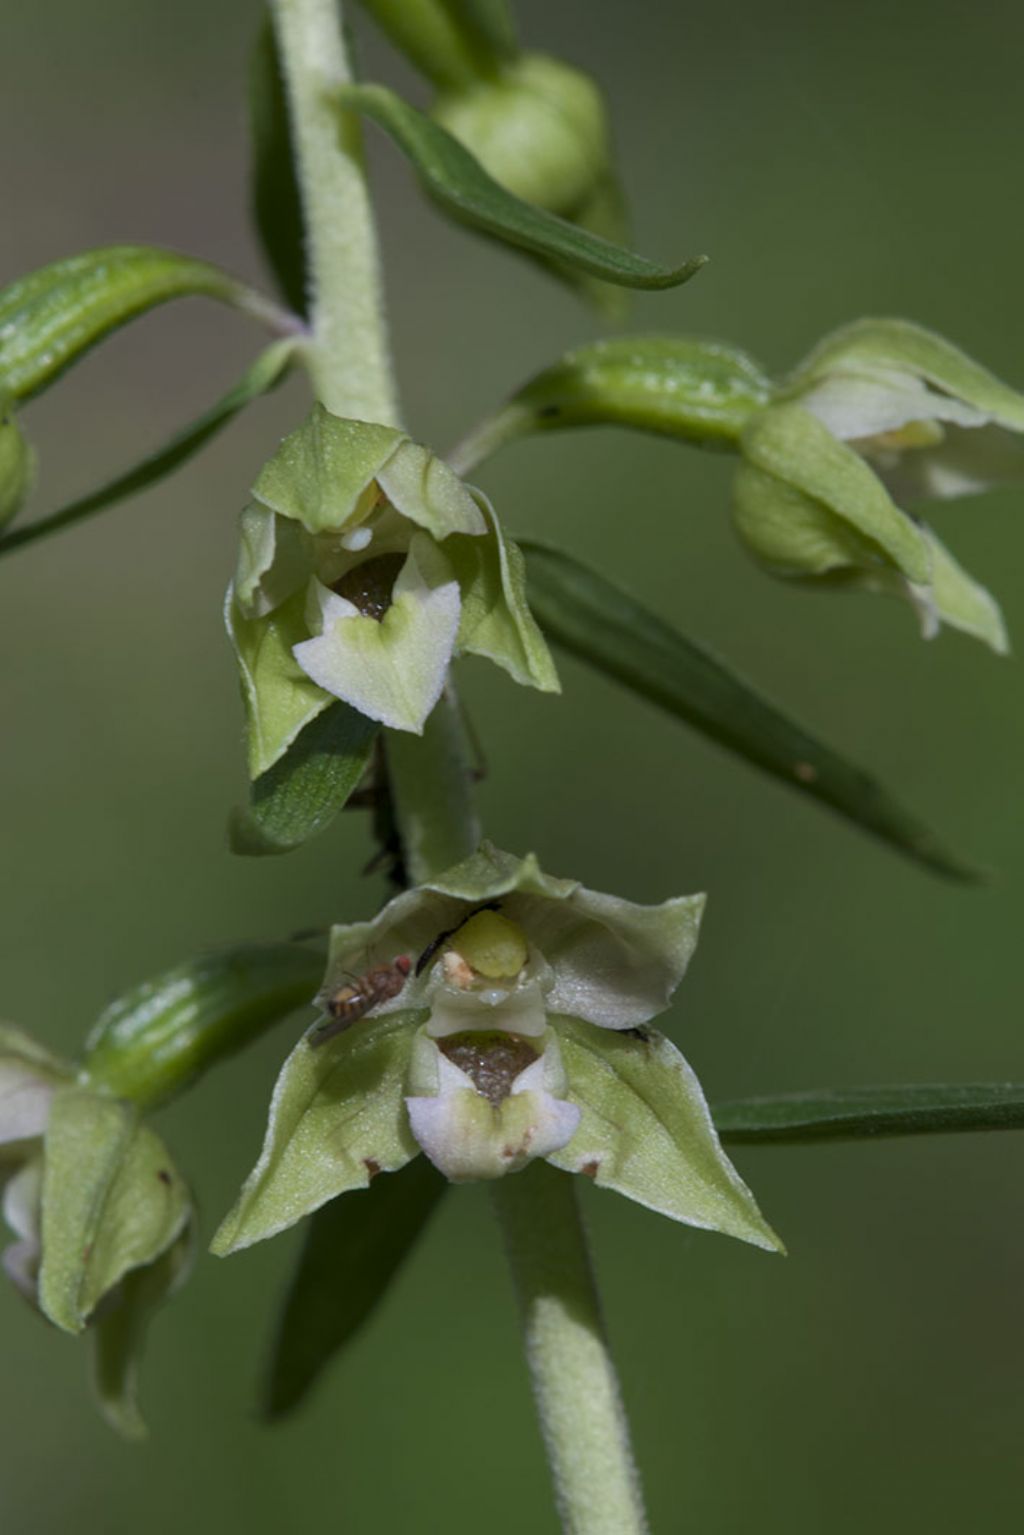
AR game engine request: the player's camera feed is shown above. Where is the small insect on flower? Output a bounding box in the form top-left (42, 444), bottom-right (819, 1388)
top-left (309, 956), bottom-right (413, 1048)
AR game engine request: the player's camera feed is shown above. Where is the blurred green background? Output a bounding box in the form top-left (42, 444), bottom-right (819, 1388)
top-left (2, 1), bottom-right (1022, 1530)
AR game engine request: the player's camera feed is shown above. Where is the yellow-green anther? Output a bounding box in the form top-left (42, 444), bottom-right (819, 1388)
top-left (451, 909), bottom-right (529, 979)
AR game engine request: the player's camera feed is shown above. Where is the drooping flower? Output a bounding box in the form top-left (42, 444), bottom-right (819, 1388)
top-left (733, 319), bottom-right (1024, 653)
top-left (0, 1022), bottom-right (193, 1438)
top-left (213, 845), bottom-right (781, 1257)
top-left (227, 408), bottom-right (559, 777)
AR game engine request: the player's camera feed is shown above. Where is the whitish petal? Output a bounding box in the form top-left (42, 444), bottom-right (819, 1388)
top-left (2, 1159), bottom-right (43, 1300)
top-left (425, 975), bottom-right (550, 1038)
top-left (293, 535), bottom-right (461, 733)
top-left (377, 439), bottom-right (486, 538)
top-left (799, 369), bottom-right (987, 442)
top-left (234, 505), bottom-right (313, 618)
top-left (882, 423), bottom-right (1024, 504)
top-left (406, 1036), bottom-right (579, 1181)
top-left (0, 1062), bottom-right (55, 1145)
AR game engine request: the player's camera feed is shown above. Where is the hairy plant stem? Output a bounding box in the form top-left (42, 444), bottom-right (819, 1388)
top-left (270, 0), bottom-right (399, 424)
top-left (491, 1164), bottom-right (649, 1535)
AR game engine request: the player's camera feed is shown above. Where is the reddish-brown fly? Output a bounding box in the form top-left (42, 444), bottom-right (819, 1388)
top-left (309, 955), bottom-right (413, 1047)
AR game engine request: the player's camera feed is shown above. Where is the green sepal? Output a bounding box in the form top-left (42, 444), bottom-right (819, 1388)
top-left (712, 1082), bottom-right (1024, 1143)
top-left (231, 703), bottom-right (379, 855)
top-left (81, 944), bottom-right (324, 1110)
top-left (250, 12), bottom-right (307, 315)
top-left (263, 1157), bottom-right (446, 1418)
top-left (521, 541), bottom-right (981, 881)
top-left (448, 492), bottom-right (560, 691)
top-left (739, 404), bottom-right (930, 582)
top-left (0, 246), bottom-right (280, 403)
top-left (0, 411), bottom-right (33, 530)
top-left (39, 1087), bottom-right (190, 1334)
top-left (227, 586), bottom-right (334, 778)
top-left (336, 83), bottom-right (706, 291)
top-left (90, 1218), bottom-right (195, 1440)
top-left (785, 318), bottom-right (1024, 432)
top-left (252, 408), bottom-right (403, 534)
top-left (211, 1011), bottom-right (423, 1255)
top-left (917, 525), bottom-right (1008, 655)
top-left (549, 1017), bottom-right (782, 1252)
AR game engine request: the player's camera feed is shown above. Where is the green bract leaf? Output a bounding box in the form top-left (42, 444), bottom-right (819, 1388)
top-left (0, 343), bottom-right (295, 561)
top-left (91, 1220), bottom-right (194, 1440)
top-left (230, 703), bottom-right (379, 855)
top-left (0, 411), bottom-right (33, 530)
top-left (251, 13), bottom-right (307, 314)
top-left (0, 246), bottom-right (285, 403)
top-left (713, 1083), bottom-right (1024, 1143)
top-left (212, 1012), bottom-right (422, 1255)
top-left (264, 1157), bottom-right (446, 1418)
top-left (39, 1088), bottom-right (190, 1334)
top-left (82, 944), bottom-right (324, 1109)
top-left (549, 1017), bottom-right (782, 1251)
top-left (336, 83), bottom-right (706, 291)
top-left (521, 542), bottom-right (980, 882)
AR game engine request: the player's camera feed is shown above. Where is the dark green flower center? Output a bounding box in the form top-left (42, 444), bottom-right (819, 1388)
top-left (331, 552), bottom-right (406, 621)
top-left (439, 1031), bottom-right (540, 1106)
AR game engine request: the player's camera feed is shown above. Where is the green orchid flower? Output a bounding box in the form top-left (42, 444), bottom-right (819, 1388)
top-left (734, 319), bottom-right (1024, 653)
top-left (227, 408), bottom-right (559, 777)
top-left (213, 845), bottom-right (781, 1258)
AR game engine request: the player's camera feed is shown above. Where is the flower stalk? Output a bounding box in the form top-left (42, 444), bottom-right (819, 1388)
top-left (491, 1162), bottom-right (648, 1535)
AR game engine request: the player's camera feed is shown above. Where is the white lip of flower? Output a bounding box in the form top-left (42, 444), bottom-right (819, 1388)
top-left (405, 1027), bottom-right (581, 1182)
top-left (2, 1159), bottom-right (42, 1300)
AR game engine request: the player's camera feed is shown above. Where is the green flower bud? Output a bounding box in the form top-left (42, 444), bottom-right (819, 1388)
top-left (0, 411), bottom-right (33, 530)
top-left (213, 844), bottom-right (780, 1253)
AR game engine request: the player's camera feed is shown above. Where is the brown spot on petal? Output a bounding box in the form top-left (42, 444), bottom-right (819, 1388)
top-left (793, 761), bottom-right (818, 783)
top-left (364, 1158), bottom-right (381, 1180)
top-left (156, 1169), bottom-right (172, 1186)
top-left (581, 1160), bottom-right (600, 1180)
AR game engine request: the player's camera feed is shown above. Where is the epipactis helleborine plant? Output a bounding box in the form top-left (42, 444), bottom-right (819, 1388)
top-left (0, 1022), bottom-right (193, 1438)
top-left (228, 408), bottom-right (558, 777)
top-left (213, 845), bottom-right (781, 1257)
top-left (734, 319), bottom-right (1024, 652)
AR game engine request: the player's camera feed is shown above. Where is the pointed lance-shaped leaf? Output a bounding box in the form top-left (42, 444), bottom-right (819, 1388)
top-left (355, 0), bottom-right (516, 90)
top-left (230, 702), bottom-right (379, 856)
top-left (0, 342), bottom-right (295, 561)
top-left (0, 246), bottom-right (290, 403)
top-left (81, 943), bottom-right (324, 1110)
top-left (521, 541), bottom-right (982, 882)
top-left (250, 13), bottom-right (307, 315)
top-left (335, 84), bottom-right (706, 291)
top-left (264, 1157), bottom-right (447, 1418)
top-left (713, 1083), bottom-right (1024, 1144)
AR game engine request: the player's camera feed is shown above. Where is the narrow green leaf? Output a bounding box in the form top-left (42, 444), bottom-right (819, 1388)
top-left (39, 1088), bottom-right (189, 1334)
top-left (263, 1157), bottom-right (446, 1418)
top-left (0, 246), bottom-right (286, 403)
top-left (250, 14), bottom-right (307, 314)
top-left (713, 1084), bottom-right (1024, 1144)
top-left (82, 943), bottom-right (324, 1110)
top-left (522, 542), bottom-right (981, 882)
top-left (230, 702), bottom-right (379, 856)
top-left (0, 343), bottom-right (295, 561)
top-left (338, 83), bottom-right (705, 290)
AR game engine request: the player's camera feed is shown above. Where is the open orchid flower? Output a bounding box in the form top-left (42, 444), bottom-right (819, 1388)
top-left (213, 845), bottom-right (781, 1257)
top-left (733, 319), bottom-right (1024, 653)
top-left (227, 409), bottom-right (559, 777)
top-left (0, 1022), bottom-right (192, 1439)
